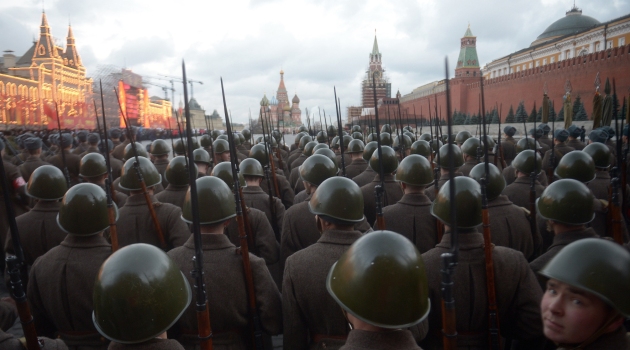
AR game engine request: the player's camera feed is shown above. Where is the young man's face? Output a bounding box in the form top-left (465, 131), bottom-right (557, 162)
top-left (541, 279), bottom-right (612, 345)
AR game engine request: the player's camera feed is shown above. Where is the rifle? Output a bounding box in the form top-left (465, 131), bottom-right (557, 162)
top-left (496, 104), bottom-right (507, 168)
top-left (413, 105), bottom-right (419, 139)
top-left (6, 257), bottom-right (40, 350)
top-left (181, 62), bottom-right (213, 350)
top-left (262, 107), bottom-right (281, 199)
top-left (622, 97), bottom-right (628, 218)
top-left (334, 89), bottom-right (347, 177)
top-left (611, 79), bottom-right (624, 245)
top-left (441, 57), bottom-right (458, 350)
top-left (370, 76), bottom-right (386, 230)
top-left (323, 109), bottom-right (329, 145)
top-left (523, 117), bottom-right (539, 254)
top-left (96, 86), bottom-right (119, 251)
top-left (479, 76), bottom-right (501, 349)
top-left (548, 105), bottom-right (556, 184)
top-left (220, 78), bottom-right (264, 350)
top-left (396, 101), bottom-right (405, 159)
top-left (54, 102), bottom-right (72, 188)
top-left (259, 109), bottom-right (280, 238)
top-left (114, 87), bottom-right (167, 250)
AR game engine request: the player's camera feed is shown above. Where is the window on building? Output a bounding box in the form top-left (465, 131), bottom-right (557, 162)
top-left (529, 62), bottom-right (533, 69)
top-left (565, 50), bottom-right (571, 59)
top-left (543, 58), bottom-right (547, 65)
top-left (595, 42), bottom-right (601, 51)
top-left (607, 40), bottom-right (613, 49)
top-left (535, 61), bottom-right (540, 67)
top-left (620, 37), bottom-right (626, 46)
top-left (551, 56), bottom-right (555, 63)
top-left (517, 66), bottom-right (520, 72)
top-left (522, 64), bottom-right (526, 70)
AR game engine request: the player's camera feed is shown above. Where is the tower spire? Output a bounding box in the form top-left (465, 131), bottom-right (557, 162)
top-left (63, 23), bottom-right (81, 68)
top-left (34, 11), bottom-right (57, 60)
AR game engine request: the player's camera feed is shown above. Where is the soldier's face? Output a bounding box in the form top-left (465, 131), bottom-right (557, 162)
top-left (541, 279), bottom-right (612, 345)
top-left (219, 152), bottom-right (231, 162)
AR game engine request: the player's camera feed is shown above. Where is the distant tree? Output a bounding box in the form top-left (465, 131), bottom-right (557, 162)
top-left (516, 102), bottom-right (528, 123)
top-left (572, 95), bottom-right (582, 119)
top-left (613, 93), bottom-right (621, 120)
top-left (469, 113), bottom-right (479, 126)
top-left (453, 111), bottom-right (466, 125)
top-left (549, 101), bottom-right (557, 122)
top-left (557, 106), bottom-right (564, 122)
top-left (528, 103), bottom-right (537, 122)
top-left (575, 103), bottom-right (588, 121)
top-left (505, 105), bottom-right (515, 123)
top-left (491, 109), bottom-right (500, 124)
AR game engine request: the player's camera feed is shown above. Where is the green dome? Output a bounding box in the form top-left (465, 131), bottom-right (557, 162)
top-left (533, 7), bottom-right (600, 45)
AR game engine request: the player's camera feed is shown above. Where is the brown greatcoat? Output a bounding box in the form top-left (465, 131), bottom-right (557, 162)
top-left (344, 157), bottom-right (368, 179)
top-left (352, 167), bottom-right (376, 188)
top-left (340, 330), bottom-right (423, 350)
top-left (287, 150), bottom-right (301, 171)
top-left (153, 158), bottom-right (170, 188)
top-left (72, 143), bottom-right (88, 155)
top-left (154, 184), bottom-right (189, 210)
top-left (115, 194), bottom-right (190, 250)
top-left (241, 186), bottom-right (285, 240)
top-left (111, 139), bottom-right (130, 161)
top-left (19, 155), bottom-right (51, 182)
top-left (380, 193), bottom-right (438, 253)
top-left (0, 162), bottom-right (28, 256)
top-left (498, 136), bottom-right (517, 165)
top-left (541, 143), bottom-right (575, 181)
top-left (259, 173), bottom-right (295, 209)
top-left (78, 146), bottom-right (100, 159)
top-left (293, 189), bottom-right (309, 204)
top-left (486, 195), bottom-right (536, 260)
top-left (5, 200), bottom-right (67, 266)
top-left (335, 153), bottom-right (352, 171)
top-left (361, 174), bottom-right (404, 227)
top-left (108, 155), bottom-right (123, 180)
top-left (27, 234), bottom-right (112, 349)
top-left (290, 154), bottom-right (308, 175)
top-left (566, 138), bottom-right (585, 150)
top-left (48, 149), bottom-right (81, 186)
top-left (502, 175), bottom-right (546, 209)
top-left (289, 165), bottom-right (302, 190)
top-left (421, 232), bottom-right (544, 350)
top-left (167, 234), bottom-right (282, 350)
top-left (538, 135), bottom-right (552, 149)
top-left (224, 207), bottom-right (279, 266)
top-left (108, 339), bottom-right (184, 350)
top-left (458, 159), bottom-right (478, 177)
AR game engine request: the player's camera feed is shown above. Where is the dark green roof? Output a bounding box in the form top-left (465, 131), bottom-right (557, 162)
top-left (372, 35), bottom-right (380, 55)
top-left (189, 98), bottom-right (202, 110)
top-left (536, 7), bottom-right (600, 42)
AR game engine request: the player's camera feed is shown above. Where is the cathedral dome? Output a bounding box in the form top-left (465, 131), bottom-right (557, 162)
top-left (270, 96), bottom-right (278, 105)
top-left (292, 94), bottom-right (300, 104)
top-left (532, 7), bottom-right (600, 46)
top-left (283, 103), bottom-right (291, 111)
top-left (260, 94), bottom-right (269, 106)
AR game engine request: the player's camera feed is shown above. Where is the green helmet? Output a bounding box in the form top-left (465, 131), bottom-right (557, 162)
top-left (272, 130), bottom-right (282, 142)
top-left (351, 125), bottom-right (362, 133)
top-left (231, 133), bottom-right (242, 146)
top-left (313, 143), bottom-right (329, 153)
top-left (403, 126), bottom-right (413, 133)
top-left (150, 139), bottom-right (170, 156)
top-left (295, 132), bottom-right (307, 145)
top-left (347, 139), bottom-right (365, 154)
top-left (263, 135), bottom-right (278, 148)
top-left (299, 135), bottom-right (313, 149)
top-left (199, 134), bottom-right (213, 148)
top-left (403, 131), bottom-right (416, 143)
top-left (237, 133), bottom-right (245, 145)
top-left (536, 179), bottom-right (595, 225)
top-left (119, 157), bottom-right (162, 191)
top-left (327, 230), bottom-right (429, 328)
top-left (80, 153), bottom-right (108, 178)
top-left (92, 243), bottom-right (191, 343)
top-left (27, 165), bottom-right (68, 200)
top-left (210, 162), bottom-right (245, 189)
top-left (327, 125), bottom-right (337, 137)
top-left (480, 135), bottom-right (496, 149)
top-left (313, 148), bottom-right (339, 168)
top-left (369, 146), bottom-right (399, 174)
top-left (308, 176), bottom-right (364, 223)
top-left (249, 144), bottom-right (270, 167)
top-left (539, 238), bottom-right (630, 317)
top-left (461, 137), bottom-right (481, 158)
top-left (299, 154), bottom-right (338, 186)
top-left (583, 143), bottom-right (611, 170)
top-left (381, 124), bottom-right (392, 134)
top-left (469, 163), bottom-right (506, 201)
top-left (123, 143), bottom-right (149, 161)
top-left (241, 129), bottom-right (251, 141)
top-left (316, 131), bottom-right (328, 144)
top-left (512, 150), bottom-right (542, 175)
top-left (430, 139), bottom-right (443, 153)
top-left (210, 130), bottom-right (222, 139)
top-left (193, 148), bottom-right (211, 165)
top-left (554, 151), bottom-right (596, 183)
top-left (366, 133), bottom-right (377, 143)
top-left (240, 158), bottom-right (264, 177)
top-left (58, 183), bottom-right (116, 235)
top-left (298, 125), bottom-right (308, 133)
top-left (165, 156), bottom-right (197, 187)
top-left (409, 140), bottom-right (431, 158)
top-left (455, 130), bottom-right (472, 145)
top-left (213, 139), bottom-right (230, 154)
top-left (174, 139), bottom-right (200, 155)
top-left (431, 176), bottom-right (482, 228)
top-left (254, 136), bottom-right (263, 144)
top-left (182, 176), bottom-right (236, 224)
top-left (435, 144), bottom-right (464, 168)
top-left (515, 137), bottom-right (538, 153)
top-left (393, 134), bottom-right (412, 149)
top-left (419, 133), bottom-right (432, 142)
top-left (395, 155), bottom-right (433, 187)
top-left (380, 132), bottom-right (393, 146)
top-left (330, 136), bottom-right (340, 150)
top-left (303, 141), bottom-right (318, 156)
top-left (351, 132), bottom-right (363, 141)
top-left (341, 135), bottom-right (353, 148)
top-left (363, 141), bottom-right (378, 162)
top-left (217, 134), bottom-right (229, 141)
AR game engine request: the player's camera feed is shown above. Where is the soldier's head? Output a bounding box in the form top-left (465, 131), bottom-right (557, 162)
top-left (87, 133), bottom-right (100, 146)
top-left (299, 154), bottom-right (338, 195)
top-left (327, 230), bottom-right (430, 331)
top-left (80, 153), bottom-right (108, 185)
top-left (536, 179), bottom-right (594, 233)
top-left (369, 146), bottom-right (399, 175)
top-left (461, 137), bottom-right (480, 161)
top-left (150, 139), bottom-right (170, 160)
top-left (58, 183), bottom-right (116, 236)
top-left (409, 140), bottom-right (431, 159)
top-left (109, 128), bottom-right (122, 141)
top-left (588, 129), bottom-right (608, 145)
top-left (554, 129), bottom-right (569, 144)
top-left (431, 176), bottom-right (482, 233)
top-left (240, 158), bottom-right (264, 186)
top-left (455, 130), bottom-right (472, 146)
top-left (193, 148), bottom-right (211, 174)
top-left (539, 238), bottom-right (630, 347)
top-left (183, 176), bottom-right (236, 233)
top-left (174, 138), bottom-right (200, 156)
top-left (554, 151), bottom-right (596, 184)
top-left (210, 162), bottom-right (245, 193)
top-left (212, 139), bottom-right (231, 163)
top-left (435, 144), bottom-right (464, 174)
top-left (309, 177), bottom-right (364, 231)
top-left (119, 157), bottom-right (162, 194)
top-left (567, 125), bottom-right (581, 140)
top-left (77, 130), bottom-right (88, 143)
top-left (503, 126), bottom-right (517, 138)
top-left (98, 139), bottom-right (114, 155)
top-left (469, 162), bottom-right (506, 201)
top-left (583, 143), bottom-right (611, 171)
top-left (396, 154), bottom-right (433, 193)
top-left (123, 143), bottom-right (149, 162)
top-left (27, 165), bottom-right (67, 201)
top-left (24, 137), bottom-right (42, 155)
top-left (346, 139), bottom-right (365, 159)
top-left (512, 150), bottom-right (542, 178)
top-left (165, 156), bottom-right (197, 187)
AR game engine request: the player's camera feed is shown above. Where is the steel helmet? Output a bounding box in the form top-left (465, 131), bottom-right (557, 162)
top-left (461, 137), bottom-right (481, 158)
top-left (165, 156), bottom-right (197, 187)
top-left (313, 148), bottom-right (339, 168)
top-left (380, 124), bottom-right (392, 134)
top-left (536, 179), bottom-right (595, 225)
top-left (150, 139), bottom-right (170, 156)
top-left (379, 132), bottom-right (393, 146)
top-left (369, 146), bottom-right (399, 174)
top-left (119, 157), bottom-right (162, 191)
top-left (193, 148), bottom-right (211, 165)
top-left (316, 131), bottom-right (328, 144)
top-left (299, 154), bottom-right (338, 187)
top-left (210, 162), bottom-right (245, 189)
top-left (199, 134), bottom-right (213, 148)
top-left (351, 132), bottom-right (364, 141)
top-left (582, 143), bottom-right (611, 170)
top-left (554, 151), bottom-right (596, 183)
top-left (469, 163), bottom-right (506, 201)
top-left (327, 125), bottom-right (337, 137)
top-left (240, 158), bottom-right (264, 178)
top-left (303, 141), bottom-right (318, 156)
top-left (419, 133), bottom-right (432, 142)
top-left (409, 140), bottom-right (431, 159)
top-left (351, 125), bottom-right (362, 133)
top-left (393, 135), bottom-right (412, 149)
top-left (308, 177), bottom-right (364, 223)
top-left (249, 144), bottom-right (270, 167)
top-left (123, 143), bottom-right (149, 161)
top-left (363, 141), bottom-right (378, 162)
top-left (241, 129), bottom-right (251, 141)
top-left (80, 153), bottom-right (108, 178)
top-left (346, 139), bottom-right (365, 154)
top-left (299, 135), bottom-right (313, 149)
top-left (57, 183), bottom-right (117, 235)
top-left (512, 150), bottom-right (542, 175)
top-left (431, 176), bottom-right (482, 229)
top-left (27, 165), bottom-right (68, 200)
top-left (435, 144), bottom-right (464, 168)
top-left (515, 137), bottom-right (539, 153)
top-left (455, 130), bottom-right (472, 145)
top-left (396, 154), bottom-right (434, 187)
top-left (212, 139), bottom-right (230, 154)
top-left (182, 176), bottom-right (236, 224)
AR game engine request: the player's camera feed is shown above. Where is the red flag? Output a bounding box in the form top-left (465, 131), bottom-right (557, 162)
top-left (44, 103), bottom-right (59, 130)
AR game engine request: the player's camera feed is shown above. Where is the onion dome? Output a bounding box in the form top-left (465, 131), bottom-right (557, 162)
top-left (260, 94), bottom-right (269, 107)
top-left (292, 94), bottom-right (300, 104)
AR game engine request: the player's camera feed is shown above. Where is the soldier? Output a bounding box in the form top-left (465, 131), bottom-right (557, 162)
top-left (351, 141), bottom-right (378, 187)
top-left (19, 137), bottom-right (51, 182)
top-left (538, 123), bottom-right (552, 149)
top-left (27, 183), bottom-right (114, 349)
top-left (111, 127), bottom-right (135, 160)
top-left (502, 150), bottom-right (546, 209)
top-left (502, 137), bottom-right (549, 186)
top-left (241, 128), bottom-right (252, 149)
top-left (93, 243), bottom-right (189, 349)
top-left (424, 144), bottom-right (464, 201)
top-left (409, 140), bottom-right (432, 159)
top-left (326, 231), bottom-right (430, 350)
top-left (470, 162), bottom-right (537, 260)
top-left (530, 127), bottom-right (550, 155)
top-left (212, 139), bottom-right (231, 167)
top-left (583, 142), bottom-right (614, 200)
top-left (459, 137), bottom-right (480, 176)
top-left (334, 135), bottom-right (353, 167)
top-left (236, 132), bottom-right (250, 157)
top-left (289, 141), bottom-right (317, 189)
top-left (150, 139), bottom-right (171, 188)
top-left (80, 153), bottom-right (128, 208)
top-left (380, 154), bottom-right (438, 253)
top-left (361, 146), bottom-right (403, 226)
top-left (72, 130), bottom-right (88, 155)
top-left (498, 125), bottom-right (517, 165)
top-left (109, 128), bottom-right (122, 149)
top-left (192, 148), bottom-right (211, 177)
top-left (116, 157), bottom-right (190, 250)
top-left (4, 165), bottom-right (67, 266)
top-left (541, 128), bottom-right (574, 182)
top-left (168, 176), bottom-right (282, 348)
top-left (78, 133), bottom-right (100, 158)
top-left (48, 133), bottom-right (81, 186)
top-left (538, 239), bottom-right (630, 349)
top-left (421, 176), bottom-right (544, 349)
top-left (198, 134), bottom-right (213, 161)
top-left (288, 134), bottom-right (312, 168)
top-left (230, 133), bottom-right (247, 163)
top-left (455, 130), bottom-right (472, 147)
top-left (250, 144), bottom-right (295, 209)
top-left (393, 134), bottom-right (412, 159)
top-left (283, 177), bottom-right (366, 349)
top-left (98, 139), bottom-right (123, 180)
top-left (566, 124), bottom-right (585, 150)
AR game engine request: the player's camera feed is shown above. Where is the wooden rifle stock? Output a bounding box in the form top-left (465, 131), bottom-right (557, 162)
top-left (6, 256), bottom-right (40, 350)
top-left (374, 185), bottom-right (386, 230)
top-left (482, 202), bottom-right (501, 349)
top-left (440, 253), bottom-right (457, 350)
top-left (239, 187), bottom-right (257, 252)
top-left (106, 178), bottom-right (119, 252)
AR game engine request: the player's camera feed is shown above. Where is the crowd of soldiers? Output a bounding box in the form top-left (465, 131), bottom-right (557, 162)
top-left (0, 119), bottom-right (628, 350)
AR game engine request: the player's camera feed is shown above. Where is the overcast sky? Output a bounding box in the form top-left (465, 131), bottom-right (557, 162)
top-left (1, 0), bottom-right (629, 125)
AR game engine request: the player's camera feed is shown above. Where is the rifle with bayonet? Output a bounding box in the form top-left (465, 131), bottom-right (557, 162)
top-left (548, 105), bottom-right (556, 184)
top-left (262, 108), bottom-right (282, 199)
top-left (441, 56), bottom-right (458, 350)
top-left (114, 86), bottom-right (167, 250)
top-left (396, 102), bottom-right (405, 160)
top-left (54, 102), bottom-right (72, 188)
top-left (181, 62), bottom-right (213, 350)
top-left (610, 79), bottom-right (624, 245)
top-left (496, 104), bottom-right (507, 169)
top-left (220, 78), bottom-right (265, 350)
top-left (479, 76), bottom-right (501, 350)
top-left (259, 109), bottom-right (280, 238)
top-left (523, 117), bottom-right (539, 254)
top-left (335, 88), bottom-right (347, 177)
top-left (370, 77), bottom-right (386, 230)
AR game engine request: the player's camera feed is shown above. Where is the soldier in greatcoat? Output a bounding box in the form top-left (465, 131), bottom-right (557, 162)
top-left (79, 153), bottom-right (127, 208)
top-left (154, 156), bottom-right (193, 210)
top-left (424, 144), bottom-right (464, 201)
top-left (18, 137), bottom-right (50, 182)
top-left (78, 133), bottom-right (100, 158)
top-left (150, 139), bottom-right (171, 188)
top-left (344, 139), bottom-right (368, 179)
top-left (502, 137), bottom-right (548, 186)
top-left (361, 146), bottom-right (403, 226)
top-left (48, 133), bottom-right (81, 186)
top-left (458, 137), bottom-right (480, 176)
top-left (351, 143), bottom-right (378, 188)
top-left (71, 131), bottom-right (88, 155)
top-left (498, 125), bottom-right (517, 165)
top-left (240, 158), bottom-right (284, 241)
top-left (250, 145), bottom-right (295, 209)
top-left (566, 125), bottom-right (585, 150)
top-left (502, 150), bottom-right (546, 210)
top-left (541, 128), bottom-right (574, 182)
top-left (289, 141), bottom-right (317, 189)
